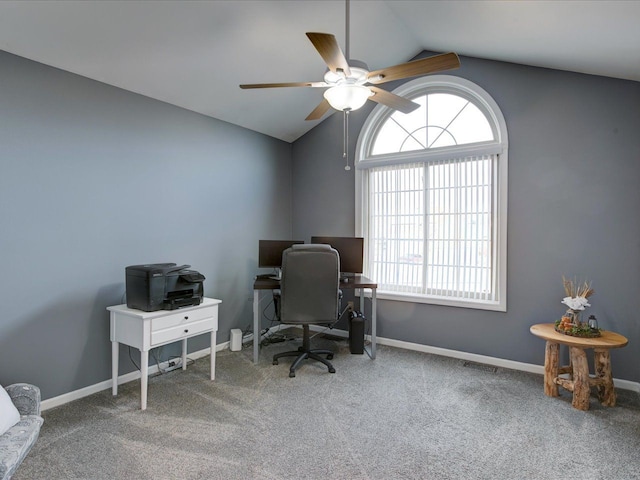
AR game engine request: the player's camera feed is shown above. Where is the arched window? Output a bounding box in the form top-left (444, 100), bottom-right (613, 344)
top-left (355, 75), bottom-right (508, 311)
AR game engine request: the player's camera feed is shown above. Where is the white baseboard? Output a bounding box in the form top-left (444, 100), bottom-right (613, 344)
top-left (42, 330), bottom-right (639, 411)
top-left (376, 333), bottom-right (640, 393)
top-left (41, 342), bottom-right (229, 411)
top-left (309, 325), bottom-right (640, 393)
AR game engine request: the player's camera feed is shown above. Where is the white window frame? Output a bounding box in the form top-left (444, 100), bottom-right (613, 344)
top-left (355, 75), bottom-right (508, 311)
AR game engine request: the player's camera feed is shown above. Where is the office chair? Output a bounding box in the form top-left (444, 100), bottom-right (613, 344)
top-left (272, 244), bottom-right (341, 377)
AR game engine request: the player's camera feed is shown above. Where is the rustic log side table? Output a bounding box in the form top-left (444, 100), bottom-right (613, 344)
top-left (530, 323), bottom-right (628, 411)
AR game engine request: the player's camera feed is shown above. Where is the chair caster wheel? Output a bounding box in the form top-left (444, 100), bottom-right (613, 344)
top-left (289, 371), bottom-right (296, 378)
top-left (327, 354), bottom-right (334, 360)
top-left (329, 367), bottom-right (336, 374)
top-left (273, 360), bottom-right (278, 365)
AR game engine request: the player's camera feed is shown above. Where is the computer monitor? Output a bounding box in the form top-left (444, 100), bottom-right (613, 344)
top-left (311, 236), bottom-right (364, 275)
top-left (258, 240), bottom-right (304, 269)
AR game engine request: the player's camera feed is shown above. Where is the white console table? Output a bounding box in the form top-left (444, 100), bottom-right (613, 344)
top-left (108, 297), bottom-right (221, 410)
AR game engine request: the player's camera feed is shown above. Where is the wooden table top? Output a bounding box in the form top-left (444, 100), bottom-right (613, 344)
top-left (530, 323), bottom-right (628, 349)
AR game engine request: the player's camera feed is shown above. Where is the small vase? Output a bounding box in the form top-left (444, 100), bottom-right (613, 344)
top-left (567, 309), bottom-right (582, 327)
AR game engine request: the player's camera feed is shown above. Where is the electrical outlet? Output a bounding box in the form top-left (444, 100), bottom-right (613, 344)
top-left (347, 301), bottom-right (354, 311)
top-left (163, 359), bottom-right (183, 373)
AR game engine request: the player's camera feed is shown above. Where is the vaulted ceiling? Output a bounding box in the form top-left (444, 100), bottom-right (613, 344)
top-left (1, 1), bottom-right (638, 143)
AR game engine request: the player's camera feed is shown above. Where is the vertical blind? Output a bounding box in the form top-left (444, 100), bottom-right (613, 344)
top-left (368, 154), bottom-right (495, 301)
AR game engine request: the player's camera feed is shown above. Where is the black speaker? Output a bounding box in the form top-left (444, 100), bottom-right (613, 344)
top-left (348, 310), bottom-right (365, 354)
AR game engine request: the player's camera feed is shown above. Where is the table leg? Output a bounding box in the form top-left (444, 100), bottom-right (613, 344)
top-left (371, 288), bottom-right (377, 359)
top-left (253, 289), bottom-right (260, 364)
top-left (569, 346), bottom-right (590, 411)
top-left (358, 288), bottom-right (366, 354)
top-left (544, 341), bottom-right (559, 397)
top-left (594, 348), bottom-right (616, 406)
top-left (112, 341), bottom-right (119, 396)
top-left (140, 350), bottom-right (149, 411)
top-left (182, 338), bottom-right (188, 371)
top-left (568, 350), bottom-right (573, 381)
top-left (210, 329), bottom-right (217, 381)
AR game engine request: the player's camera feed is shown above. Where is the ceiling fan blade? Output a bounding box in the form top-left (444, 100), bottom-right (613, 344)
top-left (305, 98), bottom-right (332, 121)
top-left (368, 87), bottom-right (420, 114)
top-left (306, 32), bottom-right (352, 77)
top-left (367, 52), bottom-right (460, 84)
top-left (240, 81), bottom-right (325, 89)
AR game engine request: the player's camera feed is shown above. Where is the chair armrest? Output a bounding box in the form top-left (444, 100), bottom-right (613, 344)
top-left (5, 383), bottom-right (41, 416)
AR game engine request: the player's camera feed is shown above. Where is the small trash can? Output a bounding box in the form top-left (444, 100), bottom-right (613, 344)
top-left (230, 328), bottom-right (243, 351)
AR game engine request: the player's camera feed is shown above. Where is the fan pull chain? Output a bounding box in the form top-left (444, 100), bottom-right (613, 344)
top-left (343, 0), bottom-right (351, 172)
top-left (343, 109), bottom-right (351, 171)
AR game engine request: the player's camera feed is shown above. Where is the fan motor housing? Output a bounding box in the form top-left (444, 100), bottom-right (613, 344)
top-left (324, 59), bottom-right (369, 85)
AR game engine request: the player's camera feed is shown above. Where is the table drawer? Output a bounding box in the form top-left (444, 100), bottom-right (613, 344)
top-left (151, 306), bottom-right (216, 332)
top-left (151, 316), bottom-right (216, 346)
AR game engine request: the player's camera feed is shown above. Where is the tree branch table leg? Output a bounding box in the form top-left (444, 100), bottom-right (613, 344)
top-left (594, 348), bottom-right (616, 406)
top-left (544, 341), bottom-right (559, 397)
top-left (569, 346), bottom-right (590, 411)
top-left (530, 324), bottom-right (628, 411)
top-left (568, 348), bottom-right (573, 381)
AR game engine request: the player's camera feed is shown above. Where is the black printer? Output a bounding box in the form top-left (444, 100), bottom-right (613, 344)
top-left (125, 263), bottom-right (205, 311)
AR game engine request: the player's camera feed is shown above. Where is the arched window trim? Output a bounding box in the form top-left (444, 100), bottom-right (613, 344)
top-left (356, 75), bottom-right (508, 164)
top-left (355, 75), bottom-right (509, 312)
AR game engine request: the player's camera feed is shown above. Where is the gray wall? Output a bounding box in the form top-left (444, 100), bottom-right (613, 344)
top-left (0, 51), bottom-right (293, 399)
top-left (2, 45), bottom-right (638, 402)
top-left (292, 52), bottom-right (640, 382)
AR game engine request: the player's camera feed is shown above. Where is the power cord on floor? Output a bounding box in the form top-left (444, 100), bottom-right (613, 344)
top-left (260, 330), bottom-right (292, 346)
top-left (241, 323), bottom-right (253, 347)
top-left (126, 346), bottom-right (193, 376)
top-left (167, 355), bottom-right (195, 368)
top-left (241, 294), bottom-right (296, 348)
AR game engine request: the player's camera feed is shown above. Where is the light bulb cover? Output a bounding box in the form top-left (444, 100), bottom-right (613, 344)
top-left (323, 85), bottom-right (372, 111)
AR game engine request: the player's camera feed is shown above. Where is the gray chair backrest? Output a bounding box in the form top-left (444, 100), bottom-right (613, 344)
top-left (280, 244), bottom-right (340, 324)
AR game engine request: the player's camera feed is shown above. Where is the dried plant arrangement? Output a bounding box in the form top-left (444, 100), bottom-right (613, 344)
top-left (556, 276), bottom-right (600, 337)
top-left (562, 276), bottom-right (594, 302)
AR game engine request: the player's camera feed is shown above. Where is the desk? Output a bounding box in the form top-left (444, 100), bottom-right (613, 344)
top-left (530, 323), bottom-right (628, 410)
top-left (252, 275), bottom-right (377, 364)
top-left (108, 297), bottom-right (221, 410)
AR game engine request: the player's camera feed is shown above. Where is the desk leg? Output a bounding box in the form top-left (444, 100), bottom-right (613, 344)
top-left (569, 346), bottom-right (590, 411)
top-left (371, 288), bottom-right (377, 359)
top-left (361, 288), bottom-right (377, 360)
top-left (210, 329), bottom-right (217, 381)
top-left (253, 289), bottom-right (260, 364)
top-left (544, 341), bottom-right (559, 397)
top-left (182, 338), bottom-right (188, 371)
top-left (112, 341), bottom-right (119, 396)
top-left (594, 348), bottom-right (615, 406)
top-left (140, 350), bottom-right (149, 411)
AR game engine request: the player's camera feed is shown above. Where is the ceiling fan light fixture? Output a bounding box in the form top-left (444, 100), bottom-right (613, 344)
top-left (323, 84), bottom-right (372, 111)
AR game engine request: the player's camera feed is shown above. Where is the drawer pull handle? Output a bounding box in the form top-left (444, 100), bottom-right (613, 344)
top-left (184, 316), bottom-right (189, 320)
top-left (184, 329), bottom-right (189, 333)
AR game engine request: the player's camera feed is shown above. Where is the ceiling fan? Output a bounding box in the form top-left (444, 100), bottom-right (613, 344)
top-left (239, 1), bottom-right (461, 121)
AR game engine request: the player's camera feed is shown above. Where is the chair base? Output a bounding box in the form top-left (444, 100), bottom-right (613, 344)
top-left (272, 325), bottom-right (336, 377)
